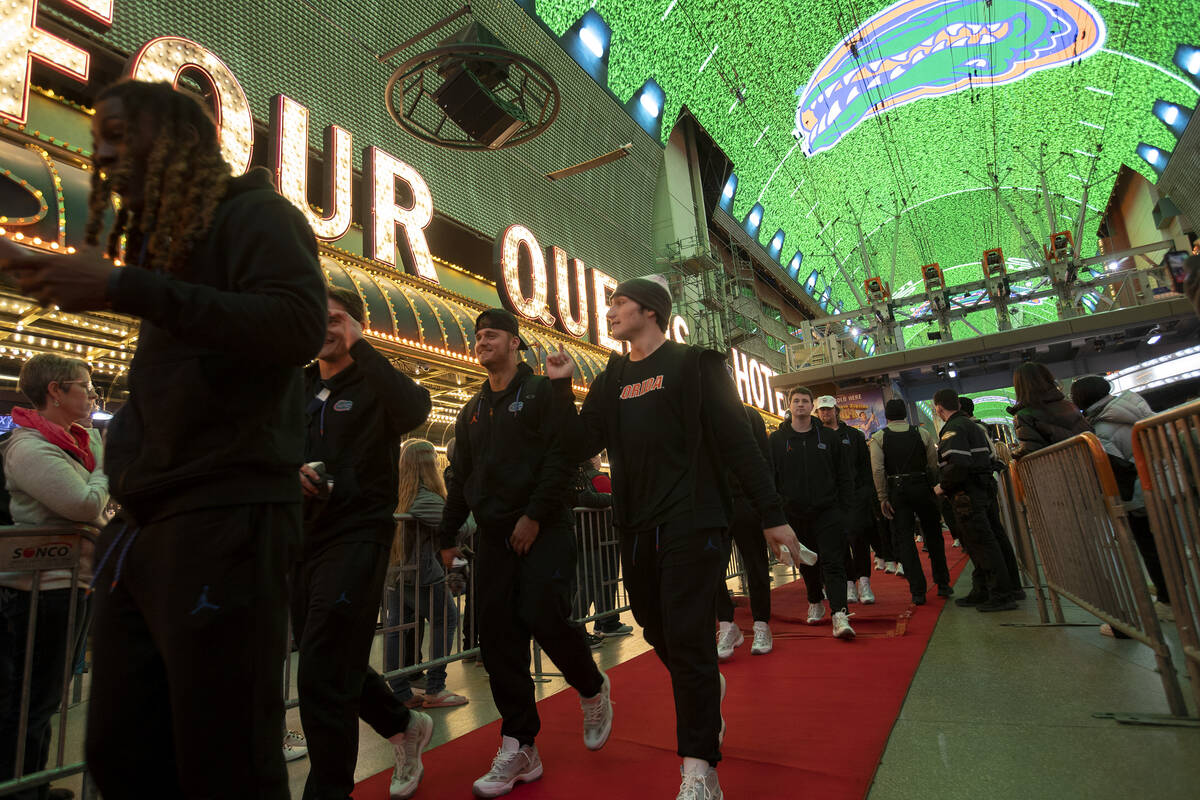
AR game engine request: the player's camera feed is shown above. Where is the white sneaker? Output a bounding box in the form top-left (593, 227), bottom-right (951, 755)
top-left (282, 729), bottom-right (307, 762)
top-left (896, 562), bottom-right (905, 577)
top-left (389, 710), bottom-right (433, 800)
top-left (846, 581), bottom-right (859, 603)
top-left (915, 534), bottom-right (923, 543)
top-left (715, 623), bottom-right (744, 660)
top-left (718, 672), bottom-right (726, 745)
top-left (884, 561), bottom-right (897, 574)
top-left (472, 736), bottom-right (543, 797)
top-left (580, 673), bottom-right (612, 750)
top-left (676, 764), bottom-right (723, 800)
top-left (806, 602), bottom-right (826, 624)
top-left (952, 539), bottom-right (961, 548)
top-left (832, 611), bottom-right (856, 640)
top-left (856, 576), bottom-right (875, 605)
top-left (750, 621), bottom-right (773, 655)
top-left (874, 557), bottom-right (885, 571)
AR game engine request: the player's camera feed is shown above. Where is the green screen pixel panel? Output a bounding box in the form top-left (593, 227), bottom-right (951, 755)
top-left (533, 0), bottom-right (1198, 335)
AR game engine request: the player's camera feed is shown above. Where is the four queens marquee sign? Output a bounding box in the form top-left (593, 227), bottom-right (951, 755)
top-left (0, 0), bottom-right (634, 351)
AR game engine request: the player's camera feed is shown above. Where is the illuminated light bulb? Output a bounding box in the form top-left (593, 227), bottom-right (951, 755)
top-left (1146, 149), bottom-right (1160, 165)
top-left (363, 146), bottom-right (437, 283)
top-left (129, 37), bottom-right (254, 175)
top-left (579, 26), bottom-right (605, 58)
top-left (498, 225), bottom-right (551, 323)
top-left (0, 3), bottom-right (91, 125)
top-left (1163, 105), bottom-right (1179, 125)
top-left (271, 95), bottom-right (353, 240)
top-left (639, 91), bottom-right (661, 117)
top-left (1188, 51), bottom-right (1200, 75)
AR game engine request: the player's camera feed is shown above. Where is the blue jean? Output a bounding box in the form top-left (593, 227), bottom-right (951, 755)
top-left (384, 580), bottom-right (457, 695)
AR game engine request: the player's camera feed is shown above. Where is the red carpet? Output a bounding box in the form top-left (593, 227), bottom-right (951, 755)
top-left (354, 533), bottom-right (967, 799)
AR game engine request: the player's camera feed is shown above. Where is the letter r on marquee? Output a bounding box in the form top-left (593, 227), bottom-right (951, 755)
top-left (0, 1), bottom-right (112, 125)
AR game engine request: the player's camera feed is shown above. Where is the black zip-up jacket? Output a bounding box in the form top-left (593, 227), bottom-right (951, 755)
top-left (729, 406), bottom-right (771, 500)
top-left (103, 169), bottom-right (327, 524)
top-left (834, 422), bottom-right (874, 501)
top-left (552, 342), bottom-right (786, 532)
top-left (440, 363), bottom-right (573, 549)
top-left (303, 339), bottom-right (430, 555)
top-left (936, 411), bottom-right (994, 494)
top-left (769, 419), bottom-right (853, 514)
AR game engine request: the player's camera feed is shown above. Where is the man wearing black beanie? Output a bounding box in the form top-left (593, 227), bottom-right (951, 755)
top-left (546, 275), bottom-right (813, 800)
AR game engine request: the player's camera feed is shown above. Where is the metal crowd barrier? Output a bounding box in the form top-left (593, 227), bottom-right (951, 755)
top-left (1012, 433), bottom-right (1188, 718)
top-left (992, 442), bottom-right (1054, 623)
top-left (1132, 398), bottom-right (1200, 715)
top-left (0, 525), bottom-right (98, 800)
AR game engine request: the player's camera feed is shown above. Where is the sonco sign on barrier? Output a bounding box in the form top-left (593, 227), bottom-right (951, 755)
top-left (0, 537), bottom-right (79, 571)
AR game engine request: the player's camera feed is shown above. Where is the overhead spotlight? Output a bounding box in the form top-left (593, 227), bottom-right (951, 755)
top-left (1146, 326), bottom-right (1163, 346)
top-left (948, 369), bottom-right (958, 378)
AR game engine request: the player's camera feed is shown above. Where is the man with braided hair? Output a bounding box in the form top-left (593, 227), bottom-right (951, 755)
top-left (1, 80), bottom-right (329, 798)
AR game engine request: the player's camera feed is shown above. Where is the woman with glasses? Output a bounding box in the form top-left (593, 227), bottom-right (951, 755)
top-left (0, 354), bottom-right (107, 800)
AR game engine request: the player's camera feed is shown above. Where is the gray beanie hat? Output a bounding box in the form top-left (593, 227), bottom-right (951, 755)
top-left (612, 277), bottom-right (672, 332)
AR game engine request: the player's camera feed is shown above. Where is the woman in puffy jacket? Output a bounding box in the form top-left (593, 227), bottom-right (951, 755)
top-left (1071, 375), bottom-right (1171, 626)
top-left (1, 354), bottom-right (107, 799)
top-left (384, 439), bottom-right (468, 708)
top-left (1008, 362), bottom-right (1092, 458)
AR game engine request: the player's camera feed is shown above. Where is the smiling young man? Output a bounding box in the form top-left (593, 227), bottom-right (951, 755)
top-left (771, 388), bottom-right (856, 638)
top-left (0, 80), bottom-right (327, 798)
top-left (546, 277), bottom-right (811, 800)
top-left (293, 286), bottom-right (433, 800)
top-left (440, 309), bottom-right (611, 798)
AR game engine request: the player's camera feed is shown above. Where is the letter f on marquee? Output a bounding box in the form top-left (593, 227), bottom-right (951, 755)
top-left (0, 1), bottom-right (112, 125)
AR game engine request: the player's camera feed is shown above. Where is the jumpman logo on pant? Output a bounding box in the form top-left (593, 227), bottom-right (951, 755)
top-left (335, 590), bottom-right (351, 605)
top-left (190, 585), bottom-right (220, 615)
top-left (704, 536), bottom-right (720, 552)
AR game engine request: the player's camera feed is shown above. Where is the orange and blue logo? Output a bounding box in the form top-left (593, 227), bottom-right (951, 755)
top-left (793, 0), bottom-right (1106, 156)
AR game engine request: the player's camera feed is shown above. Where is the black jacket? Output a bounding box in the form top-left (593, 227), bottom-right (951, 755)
top-left (729, 406), bottom-right (771, 499)
top-left (1009, 389), bottom-right (1091, 459)
top-left (103, 169), bottom-right (327, 524)
top-left (936, 411), bottom-right (994, 493)
top-left (834, 422), bottom-right (873, 501)
top-left (769, 419), bottom-right (853, 514)
top-left (441, 363), bottom-right (573, 548)
top-left (553, 341), bottom-right (785, 531)
top-left (303, 339), bottom-right (430, 555)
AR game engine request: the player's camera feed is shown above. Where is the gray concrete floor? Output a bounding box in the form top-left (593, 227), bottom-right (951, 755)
top-left (867, 571), bottom-right (1200, 800)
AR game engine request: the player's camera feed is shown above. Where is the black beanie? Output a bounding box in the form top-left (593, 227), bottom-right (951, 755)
top-left (612, 277), bottom-right (672, 332)
top-left (884, 399), bottom-right (907, 421)
top-left (1070, 374), bottom-right (1110, 411)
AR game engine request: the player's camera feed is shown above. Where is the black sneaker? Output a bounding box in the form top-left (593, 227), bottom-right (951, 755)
top-left (585, 632), bottom-right (605, 649)
top-left (936, 585), bottom-right (954, 598)
top-left (977, 598), bottom-right (1019, 612)
top-left (955, 593), bottom-right (988, 607)
top-left (912, 594), bottom-right (927, 606)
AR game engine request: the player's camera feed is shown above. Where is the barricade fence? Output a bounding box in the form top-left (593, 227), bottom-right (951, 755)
top-left (1011, 432), bottom-right (1187, 718)
top-left (1132, 398), bottom-right (1200, 715)
top-left (992, 442), bottom-right (1056, 624)
top-left (0, 525), bottom-right (99, 800)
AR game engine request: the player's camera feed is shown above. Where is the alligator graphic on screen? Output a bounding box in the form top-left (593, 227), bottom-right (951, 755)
top-left (793, 0), bottom-right (1106, 156)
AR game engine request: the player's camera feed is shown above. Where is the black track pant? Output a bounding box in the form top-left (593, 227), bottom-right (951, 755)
top-left (715, 499), bottom-right (771, 623)
top-left (292, 538), bottom-right (411, 800)
top-left (476, 521), bottom-right (602, 747)
top-left (868, 509), bottom-right (894, 562)
top-left (889, 485), bottom-right (950, 594)
top-left (1129, 513), bottom-right (1169, 603)
top-left (949, 486), bottom-right (1014, 599)
top-left (789, 506), bottom-right (848, 612)
top-left (843, 496), bottom-right (875, 582)
top-left (86, 505), bottom-right (294, 800)
top-left (622, 520), bottom-right (725, 765)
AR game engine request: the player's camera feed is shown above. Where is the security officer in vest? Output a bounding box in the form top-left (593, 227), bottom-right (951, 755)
top-left (931, 389), bottom-right (1017, 612)
top-left (869, 399), bottom-right (951, 603)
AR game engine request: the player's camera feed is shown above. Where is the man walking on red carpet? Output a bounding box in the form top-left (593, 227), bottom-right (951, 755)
top-left (814, 396), bottom-right (877, 606)
top-left (547, 276), bottom-right (812, 800)
top-left (441, 309), bottom-right (612, 798)
top-left (769, 388), bottom-right (856, 639)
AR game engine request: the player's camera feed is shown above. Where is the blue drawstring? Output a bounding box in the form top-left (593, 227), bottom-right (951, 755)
top-left (86, 520), bottom-right (141, 595)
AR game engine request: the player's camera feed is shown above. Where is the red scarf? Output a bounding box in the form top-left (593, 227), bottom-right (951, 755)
top-left (11, 406), bottom-right (96, 473)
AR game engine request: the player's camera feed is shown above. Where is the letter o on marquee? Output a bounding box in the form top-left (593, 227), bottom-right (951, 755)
top-left (495, 224), bottom-right (554, 326)
top-left (128, 36), bottom-right (255, 175)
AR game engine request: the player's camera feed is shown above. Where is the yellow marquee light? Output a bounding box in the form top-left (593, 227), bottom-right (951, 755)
top-left (0, 1), bottom-right (93, 125)
top-left (128, 36), bottom-right (254, 175)
top-left (498, 224), bottom-right (552, 325)
top-left (271, 94), bottom-right (353, 241)
top-left (363, 146), bottom-right (438, 284)
top-left (589, 267), bottom-right (621, 352)
top-left (548, 246), bottom-right (589, 338)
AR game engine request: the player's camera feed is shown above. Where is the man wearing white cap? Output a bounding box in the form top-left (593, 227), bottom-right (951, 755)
top-left (814, 396), bottom-right (876, 606)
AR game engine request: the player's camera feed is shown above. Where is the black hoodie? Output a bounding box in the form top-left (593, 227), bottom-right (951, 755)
top-left (303, 339), bottom-right (431, 556)
top-left (769, 418), bottom-right (853, 515)
top-left (102, 169), bottom-right (327, 524)
top-left (440, 363), bottom-right (574, 548)
top-left (552, 341), bottom-right (785, 532)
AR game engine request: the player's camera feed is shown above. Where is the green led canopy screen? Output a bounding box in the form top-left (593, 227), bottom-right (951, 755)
top-left (532, 0), bottom-right (1198, 342)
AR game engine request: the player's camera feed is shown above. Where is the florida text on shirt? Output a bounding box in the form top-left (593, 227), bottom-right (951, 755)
top-left (619, 375), bottom-right (664, 400)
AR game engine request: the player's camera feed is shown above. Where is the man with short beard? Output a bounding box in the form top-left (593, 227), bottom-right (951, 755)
top-left (0, 80), bottom-right (326, 798)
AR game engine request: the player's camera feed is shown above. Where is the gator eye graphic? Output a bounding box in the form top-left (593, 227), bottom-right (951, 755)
top-left (793, 0), bottom-right (1106, 156)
